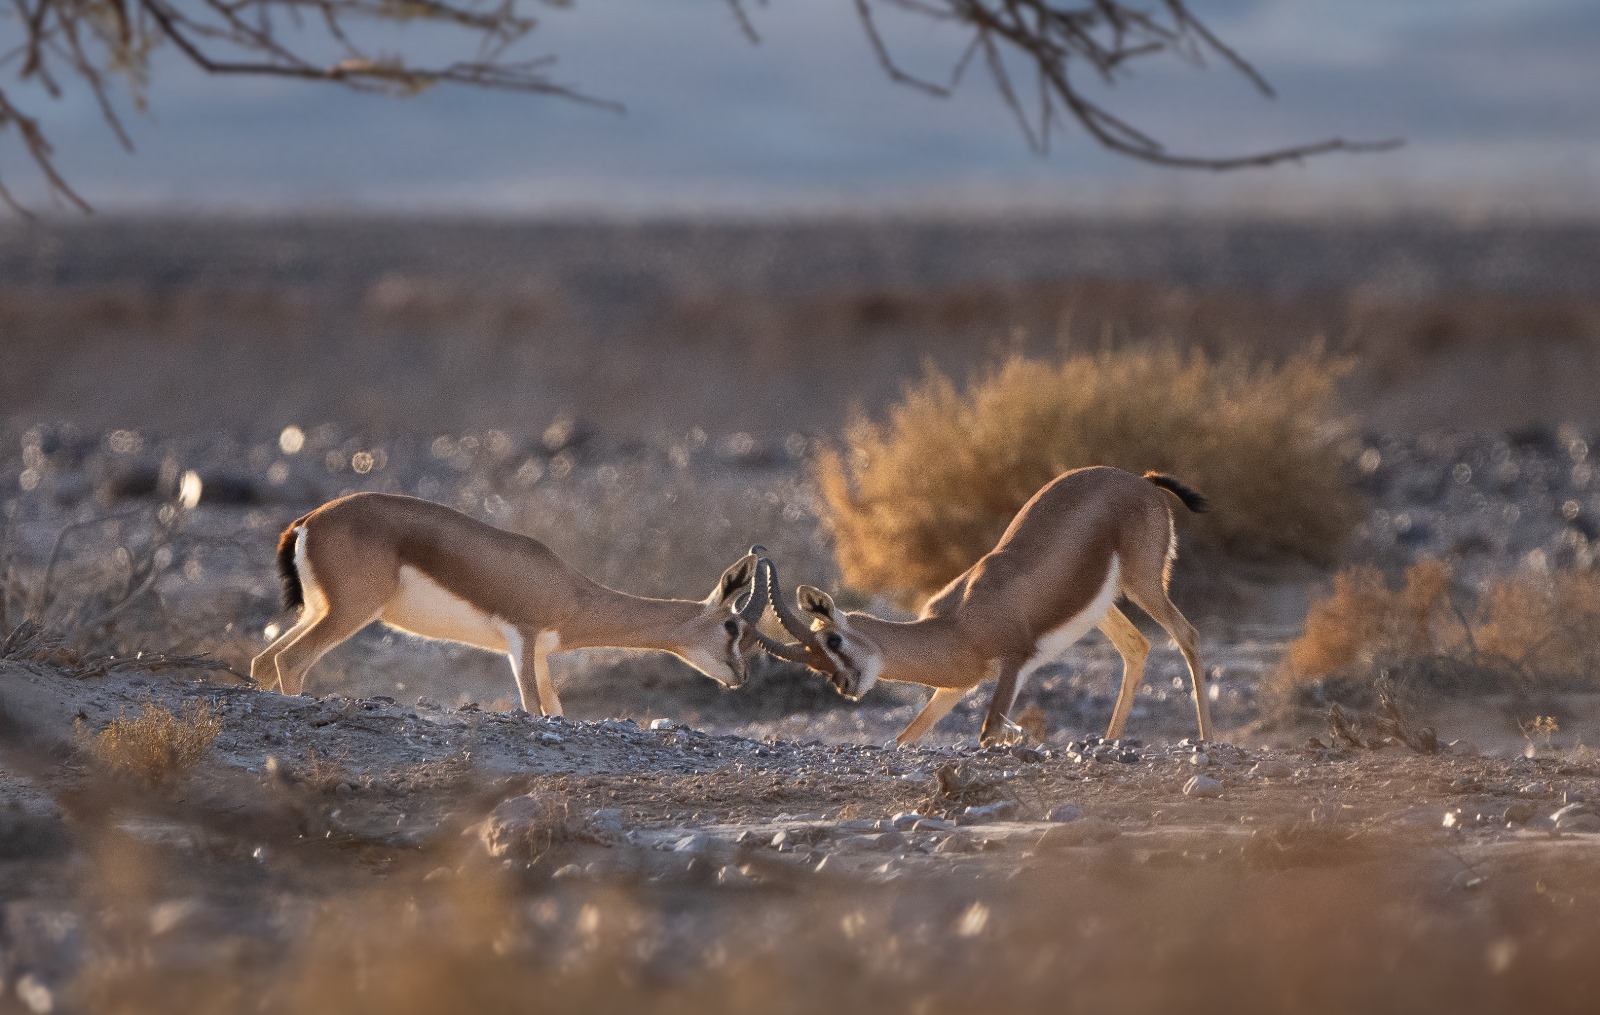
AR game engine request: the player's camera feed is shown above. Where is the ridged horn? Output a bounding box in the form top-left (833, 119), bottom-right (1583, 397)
top-left (759, 554), bottom-right (834, 672)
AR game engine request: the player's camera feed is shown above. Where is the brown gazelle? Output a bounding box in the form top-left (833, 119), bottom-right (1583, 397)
top-left (250, 492), bottom-right (771, 714)
top-left (753, 467), bottom-right (1212, 746)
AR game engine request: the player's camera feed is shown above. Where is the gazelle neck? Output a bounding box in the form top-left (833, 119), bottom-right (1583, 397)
top-left (559, 584), bottom-right (704, 651)
top-left (849, 613), bottom-right (985, 688)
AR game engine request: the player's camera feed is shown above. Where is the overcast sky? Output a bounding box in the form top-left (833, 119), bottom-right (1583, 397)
top-left (6, 0), bottom-right (1598, 214)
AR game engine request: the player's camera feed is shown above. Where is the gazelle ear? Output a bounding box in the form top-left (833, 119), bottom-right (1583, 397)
top-left (796, 585), bottom-right (836, 623)
top-left (711, 553), bottom-right (758, 607)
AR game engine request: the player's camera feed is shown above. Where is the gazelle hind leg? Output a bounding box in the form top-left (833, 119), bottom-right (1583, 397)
top-left (250, 612), bottom-right (317, 691)
top-left (896, 687), bottom-right (967, 746)
top-left (272, 602), bottom-right (382, 697)
top-left (1098, 605), bottom-right (1150, 741)
top-left (1125, 586), bottom-right (1209, 742)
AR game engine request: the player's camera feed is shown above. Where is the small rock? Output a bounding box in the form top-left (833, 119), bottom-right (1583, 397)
top-left (1011, 746), bottom-right (1046, 763)
top-left (673, 833), bottom-right (710, 853)
top-left (1183, 775), bottom-right (1223, 799)
top-left (476, 792), bottom-right (570, 861)
top-left (1552, 804), bottom-right (1600, 832)
top-left (1442, 808), bottom-right (1476, 830)
top-left (717, 865), bottom-right (753, 886)
top-left (1503, 801), bottom-right (1538, 825)
top-left (580, 808), bottom-right (625, 845)
top-left (1116, 749), bottom-right (1140, 764)
top-left (962, 799), bottom-right (1020, 823)
top-left (1046, 804), bottom-right (1084, 823)
top-left (539, 732), bottom-right (564, 745)
top-left (422, 866), bottom-right (454, 882)
top-left (867, 830), bottom-right (907, 851)
top-left (416, 696), bottom-right (442, 710)
top-left (1189, 752), bottom-right (1211, 768)
top-left (1036, 817), bottom-right (1119, 849)
top-left (889, 811), bottom-right (924, 831)
top-left (911, 816), bottom-right (956, 833)
top-left (934, 831), bottom-right (980, 854)
top-left (16, 973), bottom-right (54, 1014)
top-left (649, 718), bottom-right (680, 731)
top-left (1517, 781), bottom-right (1552, 798)
top-left (551, 864), bottom-right (584, 880)
top-left (832, 835), bottom-right (877, 854)
top-left (1564, 789), bottom-right (1587, 806)
top-left (1250, 760), bottom-right (1294, 779)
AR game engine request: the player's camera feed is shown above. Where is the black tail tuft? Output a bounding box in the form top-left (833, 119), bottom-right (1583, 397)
top-left (1144, 472), bottom-right (1210, 514)
top-left (276, 523), bottom-right (305, 611)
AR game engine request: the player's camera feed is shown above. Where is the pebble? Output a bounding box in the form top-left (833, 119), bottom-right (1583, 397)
top-left (1250, 760), bottom-right (1293, 779)
top-left (415, 696), bottom-right (442, 710)
top-left (1517, 781), bottom-right (1552, 798)
top-left (539, 732), bottom-right (564, 745)
top-left (934, 831), bottom-right (980, 854)
top-left (1183, 775), bottom-right (1223, 799)
top-left (1036, 817), bottom-right (1119, 849)
top-left (961, 800), bottom-right (1020, 823)
top-left (551, 864), bottom-right (584, 880)
top-left (868, 830), bottom-right (907, 851)
top-left (1551, 804), bottom-right (1600, 832)
top-left (1189, 752), bottom-right (1211, 768)
top-left (889, 811), bottom-right (924, 831)
top-left (649, 718), bottom-right (680, 731)
top-left (1503, 801), bottom-right (1538, 825)
top-left (673, 833), bottom-right (710, 853)
top-left (912, 816), bottom-right (956, 833)
top-left (1046, 804), bottom-right (1084, 823)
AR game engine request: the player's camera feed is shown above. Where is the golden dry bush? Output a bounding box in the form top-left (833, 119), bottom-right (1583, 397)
top-left (1284, 560), bottom-right (1456, 680)
top-left (1273, 560), bottom-right (1600, 723)
top-left (814, 347), bottom-right (1358, 602)
top-left (90, 698), bottom-right (222, 784)
top-left (1475, 569), bottom-right (1600, 678)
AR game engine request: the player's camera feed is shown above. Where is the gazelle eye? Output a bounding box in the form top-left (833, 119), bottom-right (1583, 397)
top-left (825, 633), bottom-right (843, 652)
top-left (724, 619), bottom-right (740, 637)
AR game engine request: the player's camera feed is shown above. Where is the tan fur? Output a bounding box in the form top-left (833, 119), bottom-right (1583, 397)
top-left (249, 493), bottom-right (758, 714)
top-left (793, 467), bottom-right (1210, 745)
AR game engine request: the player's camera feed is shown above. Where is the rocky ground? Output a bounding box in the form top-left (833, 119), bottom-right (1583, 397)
top-left (7, 421), bottom-right (1600, 1008)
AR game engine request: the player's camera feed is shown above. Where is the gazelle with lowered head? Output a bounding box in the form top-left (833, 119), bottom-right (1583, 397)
top-left (752, 467), bottom-right (1212, 746)
top-left (250, 492), bottom-right (772, 715)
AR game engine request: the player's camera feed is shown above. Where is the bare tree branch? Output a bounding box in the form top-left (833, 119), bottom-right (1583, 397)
top-left (0, 0), bottom-right (1398, 214)
top-left (856, 0), bottom-right (1402, 170)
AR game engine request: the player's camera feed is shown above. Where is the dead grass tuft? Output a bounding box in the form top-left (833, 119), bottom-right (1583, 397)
top-left (814, 347), bottom-right (1358, 603)
top-left (87, 698), bottom-right (222, 784)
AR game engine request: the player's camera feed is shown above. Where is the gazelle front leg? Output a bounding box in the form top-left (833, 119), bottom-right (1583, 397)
top-left (895, 686), bottom-right (967, 746)
top-left (979, 657), bottom-right (1027, 747)
top-left (507, 627), bottom-right (564, 717)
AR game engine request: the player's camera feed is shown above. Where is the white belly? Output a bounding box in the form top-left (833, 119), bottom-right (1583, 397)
top-left (380, 565), bottom-right (509, 652)
top-left (1015, 554), bottom-right (1121, 691)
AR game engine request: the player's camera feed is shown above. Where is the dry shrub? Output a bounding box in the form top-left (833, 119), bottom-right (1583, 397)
top-left (89, 698), bottom-right (222, 784)
top-left (815, 347), bottom-right (1358, 602)
top-left (1474, 569), bottom-right (1600, 677)
top-left (1273, 560), bottom-right (1600, 722)
top-left (1285, 560), bottom-right (1455, 678)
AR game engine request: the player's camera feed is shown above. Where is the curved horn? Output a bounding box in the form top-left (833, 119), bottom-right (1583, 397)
top-left (734, 546), bottom-right (770, 622)
top-left (758, 555), bottom-right (835, 671)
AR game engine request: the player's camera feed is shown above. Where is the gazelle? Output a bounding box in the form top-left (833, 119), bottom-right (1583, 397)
top-left (752, 467), bottom-right (1212, 746)
top-left (249, 492), bottom-right (771, 715)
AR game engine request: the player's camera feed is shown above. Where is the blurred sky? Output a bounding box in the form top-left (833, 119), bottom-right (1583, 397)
top-left (7, 0), bottom-right (1599, 214)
